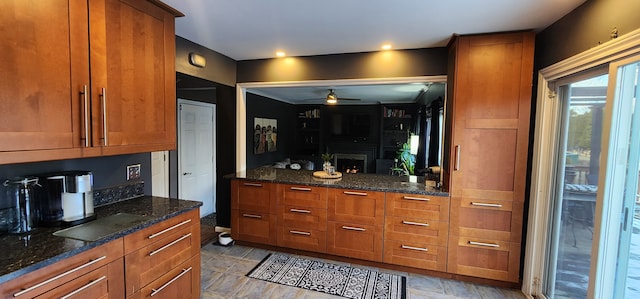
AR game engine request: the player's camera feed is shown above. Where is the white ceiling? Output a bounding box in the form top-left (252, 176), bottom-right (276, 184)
top-left (162, 0), bottom-right (585, 61)
top-left (166, 0), bottom-right (586, 105)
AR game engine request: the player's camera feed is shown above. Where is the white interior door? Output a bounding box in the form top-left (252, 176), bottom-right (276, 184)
top-left (178, 99), bottom-right (216, 217)
top-left (151, 151), bottom-right (169, 197)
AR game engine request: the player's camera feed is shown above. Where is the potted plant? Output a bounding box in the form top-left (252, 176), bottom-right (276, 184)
top-left (321, 152), bottom-right (334, 172)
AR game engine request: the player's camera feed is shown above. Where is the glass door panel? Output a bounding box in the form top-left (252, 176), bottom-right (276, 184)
top-left (608, 58), bottom-right (640, 299)
top-left (545, 73), bottom-right (608, 299)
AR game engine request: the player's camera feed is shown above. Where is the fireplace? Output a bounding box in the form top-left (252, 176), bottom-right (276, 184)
top-left (334, 153), bottom-right (367, 173)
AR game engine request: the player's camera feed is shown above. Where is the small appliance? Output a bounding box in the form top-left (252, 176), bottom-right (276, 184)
top-left (3, 176), bottom-right (40, 234)
top-left (39, 171), bottom-right (96, 227)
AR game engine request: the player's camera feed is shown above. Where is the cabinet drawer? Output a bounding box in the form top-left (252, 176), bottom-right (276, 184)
top-left (328, 188), bottom-right (384, 226)
top-left (383, 239), bottom-right (447, 272)
top-left (450, 197), bottom-right (523, 242)
top-left (125, 224), bottom-right (197, 296)
top-left (447, 236), bottom-right (521, 283)
top-left (1, 239), bottom-right (123, 298)
top-left (384, 216), bottom-right (448, 246)
top-left (277, 226), bottom-right (326, 253)
top-left (35, 259), bottom-right (123, 299)
top-left (232, 209), bottom-right (277, 245)
top-left (136, 254), bottom-right (201, 299)
top-left (386, 192), bottom-right (449, 222)
top-left (281, 184), bottom-right (327, 208)
top-left (327, 221), bottom-right (382, 262)
top-left (279, 205), bottom-right (327, 231)
top-left (232, 180), bottom-right (276, 214)
top-left (124, 209), bottom-right (200, 254)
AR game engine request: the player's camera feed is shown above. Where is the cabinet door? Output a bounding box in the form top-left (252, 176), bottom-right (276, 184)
top-left (327, 189), bottom-right (384, 225)
top-left (0, 0), bottom-right (88, 155)
top-left (35, 259), bottom-right (124, 299)
top-left (138, 254), bottom-right (200, 299)
top-left (89, 0), bottom-right (176, 153)
top-left (327, 221), bottom-right (383, 262)
top-left (448, 32), bottom-right (534, 203)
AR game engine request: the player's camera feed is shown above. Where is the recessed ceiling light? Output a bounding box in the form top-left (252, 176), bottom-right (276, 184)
top-left (381, 44), bottom-right (392, 50)
top-left (276, 51), bottom-right (286, 57)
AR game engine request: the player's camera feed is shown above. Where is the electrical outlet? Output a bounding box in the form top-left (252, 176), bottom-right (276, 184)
top-left (127, 164), bottom-right (141, 181)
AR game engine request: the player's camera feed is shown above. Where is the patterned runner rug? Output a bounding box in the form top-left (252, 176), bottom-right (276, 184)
top-left (247, 253), bottom-right (406, 299)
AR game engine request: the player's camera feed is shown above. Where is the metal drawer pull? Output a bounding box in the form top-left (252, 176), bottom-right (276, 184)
top-left (470, 202), bottom-right (503, 208)
top-left (341, 226), bottom-right (366, 231)
top-left (401, 245), bottom-right (428, 252)
top-left (60, 276), bottom-right (106, 299)
top-left (468, 241), bottom-right (500, 248)
top-left (454, 145), bottom-right (460, 171)
top-left (13, 256), bottom-right (107, 297)
top-left (402, 220), bottom-right (429, 227)
top-left (100, 87), bottom-right (108, 146)
top-left (150, 267), bottom-right (192, 297)
top-left (148, 219), bottom-right (192, 239)
top-left (81, 85), bottom-right (89, 147)
top-left (242, 213), bottom-right (263, 219)
top-left (290, 208), bottom-right (311, 214)
top-left (343, 191), bottom-right (367, 196)
top-left (289, 230), bottom-right (311, 236)
top-left (402, 196), bottom-right (430, 201)
top-left (290, 187), bottom-right (312, 191)
top-left (243, 182), bottom-right (262, 187)
top-left (149, 233), bottom-right (192, 256)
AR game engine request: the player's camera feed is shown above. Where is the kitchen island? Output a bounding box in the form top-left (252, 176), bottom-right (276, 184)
top-left (0, 197), bottom-right (201, 298)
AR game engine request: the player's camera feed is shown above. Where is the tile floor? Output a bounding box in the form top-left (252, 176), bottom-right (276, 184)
top-left (199, 243), bottom-right (527, 299)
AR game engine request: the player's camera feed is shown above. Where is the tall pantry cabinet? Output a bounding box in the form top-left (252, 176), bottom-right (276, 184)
top-left (0, 0), bottom-right (181, 164)
top-left (445, 32), bottom-right (534, 282)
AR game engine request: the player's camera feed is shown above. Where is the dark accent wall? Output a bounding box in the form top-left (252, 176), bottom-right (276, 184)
top-left (246, 93), bottom-right (297, 169)
top-left (535, 0), bottom-right (640, 70)
top-left (237, 48), bottom-right (448, 82)
top-left (176, 36), bottom-right (237, 87)
top-left (0, 154), bottom-right (151, 208)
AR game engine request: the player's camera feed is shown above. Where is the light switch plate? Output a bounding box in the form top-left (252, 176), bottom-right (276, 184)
top-left (127, 164), bottom-right (141, 181)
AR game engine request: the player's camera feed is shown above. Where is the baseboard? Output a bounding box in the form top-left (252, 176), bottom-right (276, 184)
top-left (215, 226), bottom-right (231, 233)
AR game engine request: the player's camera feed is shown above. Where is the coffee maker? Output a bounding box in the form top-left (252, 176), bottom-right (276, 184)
top-left (39, 171), bottom-right (96, 227)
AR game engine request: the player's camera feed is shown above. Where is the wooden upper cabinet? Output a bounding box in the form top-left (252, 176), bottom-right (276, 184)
top-left (0, 0), bottom-right (181, 164)
top-left (447, 32), bottom-right (534, 202)
top-left (89, 0), bottom-right (178, 154)
top-left (0, 0), bottom-right (88, 156)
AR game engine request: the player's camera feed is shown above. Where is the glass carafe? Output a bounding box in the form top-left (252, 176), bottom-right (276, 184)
top-left (4, 177), bottom-right (39, 234)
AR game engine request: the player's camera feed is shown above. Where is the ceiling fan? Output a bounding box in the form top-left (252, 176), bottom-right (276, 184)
top-left (324, 89), bottom-right (360, 104)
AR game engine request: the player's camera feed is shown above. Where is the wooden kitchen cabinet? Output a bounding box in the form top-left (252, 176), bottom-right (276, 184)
top-left (0, 0), bottom-right (181, 164)
top-left (135, 254), bottom-right (200, 299)
top-left (445, 31), bottom-right (534, 282)
top-left (124, 208), bottom-right (200, 298)
top-left (231, 180), bottom-right (277, 245)
top-left (0, 239), bottom-right (124, 298)
top-left (277, 184), bottom-right (328, 252)
top-left (326, 188), bottom-right (384, 261)
top-left (383, 192), bottom-right (449, 271)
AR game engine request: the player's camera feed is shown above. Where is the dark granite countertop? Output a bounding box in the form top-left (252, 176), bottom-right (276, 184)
top-left (0, 196), bottom-right (201, 284)
top-left (226, 168), bottom-right (449, 196)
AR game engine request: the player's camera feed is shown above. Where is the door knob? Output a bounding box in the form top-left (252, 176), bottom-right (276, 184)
top-left (183, 172), bottom-right (192, 175)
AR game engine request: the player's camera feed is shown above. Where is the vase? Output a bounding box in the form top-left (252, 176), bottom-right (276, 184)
top-left (323, 161), bottom-right (331, 172)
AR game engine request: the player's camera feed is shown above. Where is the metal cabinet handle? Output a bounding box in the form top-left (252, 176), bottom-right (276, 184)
top-left (150, 267), bottom-right (192, 297)
top-left (454, 145), bottom-right (460, 171)
top-left (149, 233), bottom-right (192, 256)
top-left (242, 214), bottom-right (262, 219)
top-left (470, 202), bottom-right (503, 208)
top-left (100, 87), bottom-right (108, 146)
top-left (402, 220), bottom-right (429, 227)
top-left (401, 245), bottom-right (428, 252)
top-left (13, 256), bottom-right (107, 297)
top-left (81, 85), bottom-right (89, 147)
top-left (290, 187), bottom-right (311, 191)
top-left (468, 241), bottom-right (500, 248)
top-left (290, 208), bottom-right (311, 214)
top-left (243, 182), bottom-right (263, 187)
top-left (148, 219), bottom-right (192, 239)
top-left (289, 230), bottom-right (311, 236)
top-left (402, 196), bottom-right (430, 201)
top-left (343, 191), bottom-right (367, 196)
top-left (60, 276), bottom-right (106, 299)
top-left (341, 226), bottom-right (366, 232)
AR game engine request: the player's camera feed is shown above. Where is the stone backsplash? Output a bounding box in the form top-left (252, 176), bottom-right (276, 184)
top-left (93, 181), bottom-right (145, 207)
